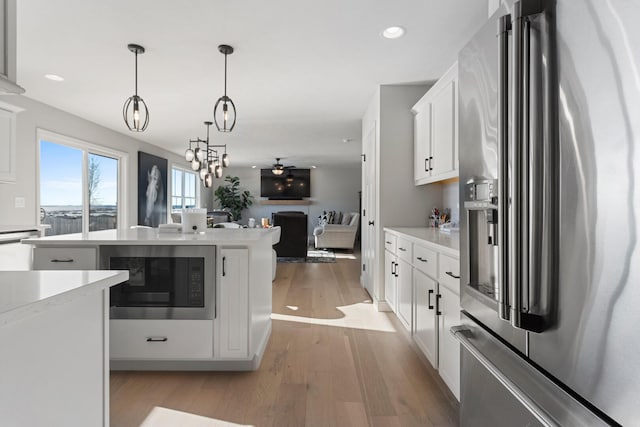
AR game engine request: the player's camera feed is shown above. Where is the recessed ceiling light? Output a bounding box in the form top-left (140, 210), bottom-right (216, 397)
top-left (251, 165), bottom-right (257, 169)
top-left (311, 165), bottom-right (317, 169)
top-left (44, 74), bottom-right (65, 82)
top-left (382, 26), bottom-right (406, 39)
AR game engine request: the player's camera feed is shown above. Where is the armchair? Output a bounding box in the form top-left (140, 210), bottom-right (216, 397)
top-left (313, 212), bottom-right (359, 250)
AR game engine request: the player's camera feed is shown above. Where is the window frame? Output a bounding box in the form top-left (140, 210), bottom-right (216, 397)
top-left (170, 165), bottom-right (200, 212)
top-left (36, 128), bottom-right (128, 232)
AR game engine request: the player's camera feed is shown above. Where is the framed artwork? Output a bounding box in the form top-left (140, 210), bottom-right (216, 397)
top-left (138, 151), bottom-right (168, 226)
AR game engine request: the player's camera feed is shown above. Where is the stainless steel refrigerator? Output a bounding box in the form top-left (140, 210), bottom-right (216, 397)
top-left (455, 0), bottom-right (640, 425)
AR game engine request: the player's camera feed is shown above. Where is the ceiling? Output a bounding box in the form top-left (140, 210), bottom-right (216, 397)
top-left (16, 0), bottom-right (487, 168)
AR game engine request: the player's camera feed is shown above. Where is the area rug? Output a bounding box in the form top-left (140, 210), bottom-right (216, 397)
top-left (278, 248), bottom-right (336, 263)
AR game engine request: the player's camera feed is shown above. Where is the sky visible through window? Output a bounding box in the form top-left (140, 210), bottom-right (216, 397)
top-left (40, 140), bottom-right (118, 206)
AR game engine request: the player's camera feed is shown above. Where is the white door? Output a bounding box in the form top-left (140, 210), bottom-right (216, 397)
top-left (361, 123), bottom-right (376, 299)
top-left (384, 250), bottom-right (397, 312)
top-left (413, 103), bottom-right (432, 182)
top-left (438, 285), bottom-right (461, 400)
top-left (217, 248), bottom-right (249, 359)
top-left (396, 258), bottom-right (412, 330)
top-left (431, 79), bottom-right (456, 177)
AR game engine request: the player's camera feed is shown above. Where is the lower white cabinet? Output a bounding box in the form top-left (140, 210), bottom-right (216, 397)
top-left (396, 258), bottom-right (412, 330)
top-left (216, 248), bottom-right (249, 359)
top-left (33, 247), bottom-right (97, 270)
top-left (384, 249), bottom-right (397, 312)
top-left (437, 285), bottom-right (461, 399)
top-left (110, 319), bottom-right (213, 359)
top-left (414, 269), bottom-right (438, 367)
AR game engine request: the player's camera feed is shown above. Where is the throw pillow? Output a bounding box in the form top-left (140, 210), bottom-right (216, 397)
top-left (336, 211), bottom-right (343, 224)
top-left (341, 213), bottom-right (352, 225)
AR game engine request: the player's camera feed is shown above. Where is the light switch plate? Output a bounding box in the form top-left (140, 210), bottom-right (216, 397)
top-left (14, 196), bottom-right (25, 208)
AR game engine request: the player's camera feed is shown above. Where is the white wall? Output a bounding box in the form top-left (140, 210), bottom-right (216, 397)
top-left (0, 94), bottom-right (186, 227)
top-left (441, 180), bottom-right (460, 223)
top-left (210, 165), bottom-right (361, 237)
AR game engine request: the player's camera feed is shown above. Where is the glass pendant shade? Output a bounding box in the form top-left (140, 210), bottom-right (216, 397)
top-left (204, 173), bottom-right (213, 188)
top-left (122, 44), bottom-right (149, 132)
top-left (185, 148), bottom-right (194, 162)
top-left (199, 167), bottom-right (208, 180)
top-left (272, 168), bottom-right (284, 176)
top-left (222, 153), bottom-right (229, 167)
top-left (214, 164), bottom-right (223, 179)
top-left (191, 159), bottom-right (201, 171)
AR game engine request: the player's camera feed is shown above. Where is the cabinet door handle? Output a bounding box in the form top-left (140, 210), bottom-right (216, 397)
top-left (425, 158), bottom-right (429, 172)
top-left (222, 256), bottom-right (226, 277)
top-left (436, 294), bottom-right (442, 315)
top-left (146, 337), bottom-right (168, 342)
top-left (416, 256), bottom-right (427, 263)
top-left (398, 247), bottom-right (407, 252)
top-left (51, 258), bottom-right (74, 263)
top-left (429, 156), bottom-right (434, 171)
top-left (445, 271), bottom-right (460, 279)
top-left (368, 220), bottom-right (375, 226)
top-left (385, 241), bottom-right (392, 244)
top-left (428, 289), bottom-right (434, 309)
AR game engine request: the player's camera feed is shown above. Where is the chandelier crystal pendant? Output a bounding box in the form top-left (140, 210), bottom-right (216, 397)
top-left (186, 121), bottom-right (230, 187)
top-left (123, 44), bottom-right (149, 132)
top-left (213, 44), bottom-right (237, 132)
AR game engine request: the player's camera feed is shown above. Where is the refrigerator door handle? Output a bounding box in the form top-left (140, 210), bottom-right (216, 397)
top-left (451, 325), bottom-right (559, 427)
top-left (497, 13), bottom-right (511, 322)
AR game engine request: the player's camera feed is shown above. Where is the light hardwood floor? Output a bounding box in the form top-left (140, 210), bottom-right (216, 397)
top-left (110, 252), bottom-right (459, 427)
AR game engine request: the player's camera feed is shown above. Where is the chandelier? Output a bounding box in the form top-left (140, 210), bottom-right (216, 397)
top-left (185, 121), bottom-right (229, 187)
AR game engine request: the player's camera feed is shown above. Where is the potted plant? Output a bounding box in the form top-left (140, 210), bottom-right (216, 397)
top-left (214, 176), bottom-right (253, 222)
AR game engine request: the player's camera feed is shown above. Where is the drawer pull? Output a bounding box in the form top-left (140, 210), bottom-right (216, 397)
top-left (416, 257), bottom-right (428, 263)
top-left (428, 289), bottom-right (434, 309)
top-left (146, 337), bottom-right (168, 342)
top-left (398, 247), bottom-right (407, 252)
top-left (385, 241), bottom-right (392, 244)
top-left (51, 258), bottom-right (74, 263)
top-left (445, 271), bottom-right (460, 279)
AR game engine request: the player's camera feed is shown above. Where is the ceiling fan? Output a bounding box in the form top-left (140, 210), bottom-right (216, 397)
top-left (271, 157), bottom-right (295, 175)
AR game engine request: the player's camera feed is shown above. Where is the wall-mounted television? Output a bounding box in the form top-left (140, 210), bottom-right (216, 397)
top-left (260, 169), bottom-right (311, 199)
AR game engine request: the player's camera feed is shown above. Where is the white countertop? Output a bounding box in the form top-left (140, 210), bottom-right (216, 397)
top-left (22, 227), bottom-right (278, 246)
top-left (384, 227), bottom-right (460, 257)
top-left (0, 270), bottom-right (128, 326)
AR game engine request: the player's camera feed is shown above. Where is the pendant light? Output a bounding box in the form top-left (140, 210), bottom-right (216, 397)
top-left (122, 44), bottom-right (149, 132)
top-left (213, 44), bottom-right (237, 132)
top-left (186, 121), bottom-right (230, 186)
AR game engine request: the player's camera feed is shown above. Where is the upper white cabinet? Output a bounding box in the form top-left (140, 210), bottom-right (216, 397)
top-left (412, 62), bottom-right (459, 185)
top-left (0, 103), bottom-right (21, 183)
top-left (0, 0), bottom-right (24, 94)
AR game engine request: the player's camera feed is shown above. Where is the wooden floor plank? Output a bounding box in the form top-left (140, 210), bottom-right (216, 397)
top-left (110, 253), bottom-right (459, 427)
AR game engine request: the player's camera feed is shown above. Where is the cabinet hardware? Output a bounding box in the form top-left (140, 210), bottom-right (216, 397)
top-left (429, 156), bottom-right (434, 171)
top-left (425, 158), bottom-right (429, 172)
top-left (416, 256), bottom-right (427, 263)
top-left (222, 256), bottom-right (226, 277)
top-left (146, 337), bottom-right (168, 342)
top-left (368, 221), bottom-right (375, 226)
top-left (385, 241), bottom-right (392, 244)
top-left (436, 294), bottom-right (442, 315)
top-left (445, 271), bottom-right (460, 279)
top-left (51, 258), bottom-right (74, 263)
top-left (428, 289), bottom-right (434, 309)
top-left (398, 247), bottom-right (407, 252)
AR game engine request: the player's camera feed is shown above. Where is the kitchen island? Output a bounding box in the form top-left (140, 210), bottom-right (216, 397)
top-left (0, 270), bottom-right (128, 427)
top-left (23, 227), bottom-right (277, 371)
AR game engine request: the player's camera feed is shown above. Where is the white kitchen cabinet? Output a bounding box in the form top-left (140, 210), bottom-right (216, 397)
top-left (33, 246), bottom-right (97, 270)
top-left (216, 248), bottom-right (250, 359)
top-left (111, 319), bottom-right (213, 359)
top-left (0, 0), bottom-right (24, 95)
top-left (437, 284), bottom-right (461, 400)
top-left (412, 62), bottom-right (459, 185)
top-left (396, 258), bottom-right (412, 331)
top-left (0, 103), bottom-right (21, 183)
top-left (384, 249), bottom-right (397, 312)
top-left (414, 268), bottom-right (438, 368)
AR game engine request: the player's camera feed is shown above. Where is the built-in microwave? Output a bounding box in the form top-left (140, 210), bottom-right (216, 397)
top-left (100, 245), bottom-right (215, 320)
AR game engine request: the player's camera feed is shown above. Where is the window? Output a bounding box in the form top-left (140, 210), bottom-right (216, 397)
top-left (38, 130), bottom-right (126, 236)
top-left (171, 167), bottom-right (199, 211)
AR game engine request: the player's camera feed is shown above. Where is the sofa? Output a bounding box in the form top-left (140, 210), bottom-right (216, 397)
top-left (272, 211), bottom-right (308, 258)
top-left (313, 212), bottom-right (359, 250)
